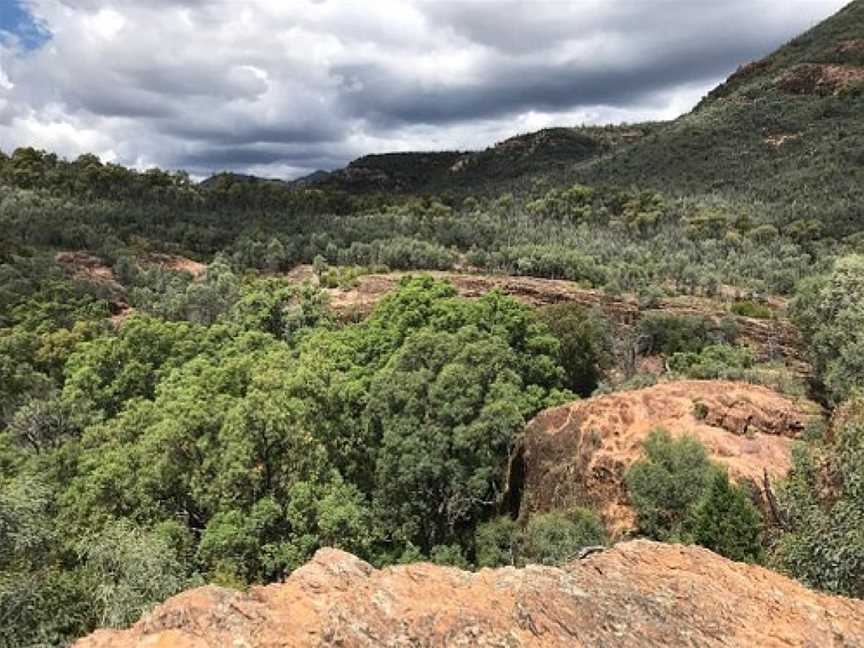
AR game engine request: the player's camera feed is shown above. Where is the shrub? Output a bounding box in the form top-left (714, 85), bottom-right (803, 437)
top-left (519, 509), bottom-right (607, 566)
top-left (625, 429), bottom-right (718, 541)
top-left (790, 255), bottom-right (864, 403)
top-left (690, 471), bottom-right (763, 562)
top-left (730, 300), bottom-right (773, 319)
top-left (637, 313), bottom-right (734, 356)
top-left (772, 414), bottom-right (864, 597)
top-left (474, 516), bottom-right (519, 568)
top-left (473, 508), bottom-right (606, 568)
top-left (626, 430), bottom-right (764, 562)
top-left (668, 344), bottom-right (755, 380)
top-left (429, 544), bottom-right (470, 569)
top-left (79, 520), bottom-right (196, 628)
top-left (538, 303), bottom-right (614, 396)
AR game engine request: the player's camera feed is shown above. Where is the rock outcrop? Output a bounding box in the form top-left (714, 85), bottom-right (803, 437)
top-left (76, 540), bottom-right (864, 647)
top-left (512, 380), bottom-right (820, 533)
top-left (318, 269), bottom-right (808, 373)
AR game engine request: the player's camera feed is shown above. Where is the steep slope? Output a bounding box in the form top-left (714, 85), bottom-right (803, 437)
top-left (75, 541), bottom-right (864, 647)
top-left (309, 2), bottom-right (864, 232)
top-left (512, 380), bottom-right (820, 534)
top-left (571, 1), bottom-right (864, 230)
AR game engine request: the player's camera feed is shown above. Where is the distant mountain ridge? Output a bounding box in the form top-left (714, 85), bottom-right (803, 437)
top-left (199, 2), bottom-right (863, 230)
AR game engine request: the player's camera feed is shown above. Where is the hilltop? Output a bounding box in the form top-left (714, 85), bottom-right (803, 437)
top-left (571, 0), bottom-right (864, 231)
top-left (76, 541), bottom-right (864, 647)
top-left (276, 1), bottom-right (864, 232)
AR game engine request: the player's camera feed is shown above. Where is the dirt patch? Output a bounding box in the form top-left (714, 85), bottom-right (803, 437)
top-left (283, 264), bottom-right (316, 283)
top-left (141, 253), bottom-right (207, 278)
top-left (764, 133), bottom-right (801, 148)
top-left (516, 380), bottom-right (821, 535)
top-left (776, 63), bottom-right (864, 95)
top-left (55, 251), bottom-right (116, 283)
top-left (834, 38), bottom-right (864, 64)
top-left (837, 39), bottom-right (864, 56)
top-left (728, 59), bottom-right (772, 85)
top-left (76, 541), bottom-right (864, 648)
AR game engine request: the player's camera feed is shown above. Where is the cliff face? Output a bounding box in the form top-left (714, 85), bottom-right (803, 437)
top-left (76, 540), bottom-right (864, 648)
top-left (513, 380), bottom-right (820, 534)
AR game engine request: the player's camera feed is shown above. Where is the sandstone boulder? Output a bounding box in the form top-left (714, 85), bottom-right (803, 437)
top-left (512, 380), bottom-right (820, 533)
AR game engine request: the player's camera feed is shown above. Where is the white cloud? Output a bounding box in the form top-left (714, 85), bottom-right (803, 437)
top-left (0, 0), bottom-right (851, 178)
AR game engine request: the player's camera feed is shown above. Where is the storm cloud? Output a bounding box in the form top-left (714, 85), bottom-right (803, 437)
top-left (0, 0), bottom-right (850, 179)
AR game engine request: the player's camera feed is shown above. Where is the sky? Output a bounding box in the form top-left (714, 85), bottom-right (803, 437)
top-left (0, 0), bottom-right (851, 180)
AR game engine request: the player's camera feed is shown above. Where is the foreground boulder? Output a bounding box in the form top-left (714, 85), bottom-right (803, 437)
top-left (77, 540), bottom-right (864, 647)
top-left (512, 380), bottom-right (820, 533)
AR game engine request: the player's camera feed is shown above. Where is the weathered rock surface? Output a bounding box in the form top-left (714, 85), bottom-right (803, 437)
top-left (76, 540), bottom-right (864, 647)
top-left (315, 269), bottom-right (807, 373)
top-left (513, 380), bottom-right (820, 533)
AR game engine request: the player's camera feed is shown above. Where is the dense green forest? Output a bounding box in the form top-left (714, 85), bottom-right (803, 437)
top-left (4, 2), bottom-right (864, 645)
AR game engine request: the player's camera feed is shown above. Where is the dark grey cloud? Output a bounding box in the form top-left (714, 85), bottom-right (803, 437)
top-left (0, 0), bottom-right (850, 179)
top-left (178, 144), bottom-right (346, 168)
top-left (333, 39), bottom-right (746, 127)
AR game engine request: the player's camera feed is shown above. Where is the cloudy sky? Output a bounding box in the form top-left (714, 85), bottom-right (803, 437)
top-left (0, 0), bottom-right (850, 180)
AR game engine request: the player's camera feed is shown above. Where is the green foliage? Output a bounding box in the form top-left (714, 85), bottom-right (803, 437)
top-left (637, 313), bottom-right (736, 356)
top-left (625, 430), bottom-right (764, 562)
top-left (537, 303), bottom-right (613, 396)
top-left (625, 430), bottom-right (718, 542)
top-left (3, 6), bottom-right (864, 633)
top-left (474, 509), bottom-right (606, 568)
top-left (668, 344), bottom-right (756, 380)
top-left (772, 412), bottom-right (864, 597)
top-left (0, 476), bottom-right (94, 646)
top-left (474, 516), bottom-right (520, 568)
top-left (519, 509), bottom-right (607, 566)
top-left (730, 300), bottom-right (773, 319)
top-left (78, 520), bottom-right (197, 628)
top-left (526, 184), bottom-right (595, 222)
top-left (690, 471), bottom-right (763, 563)
top-left (791, 255), bottom-right (864, 403)
top-left (0, 276), bottom-right (571, 644)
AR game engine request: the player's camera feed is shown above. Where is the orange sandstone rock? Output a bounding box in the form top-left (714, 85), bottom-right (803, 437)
top-left (76, 540), bottom-right (864, 647)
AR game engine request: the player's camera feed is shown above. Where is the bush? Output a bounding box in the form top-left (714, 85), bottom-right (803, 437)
top-left (625, 430), bottom-right (764, 562)
top-left (637, 313), bottom-right (734, 356)
top-left (690, 471), bottom-right (763, 562)
top-left (538, 303), bottom-right (614, 396)
top-left (668, 344), bottom-right (755, 380)
top-left (519, 509), bottom-right (607, 566)
top-left (474, 516), bottom-right (520, 568)
top-left (730, 300), bottom-right (773, 319)
top-left (474, 508), bottom-right (606, 568)
top-left (790, 255), bottom-right (864, 403)
top-left (625, 430), bottom-right (718, 541)
top-left (772, 413), bottom-right (864, 597)
top-left (429, 544), bottom-right (470, 569)
top-left (79, 520), bottom-right (197, 628)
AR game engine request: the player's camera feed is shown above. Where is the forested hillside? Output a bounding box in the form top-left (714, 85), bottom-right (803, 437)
top-left (3, 2), bottom-right (864, 647)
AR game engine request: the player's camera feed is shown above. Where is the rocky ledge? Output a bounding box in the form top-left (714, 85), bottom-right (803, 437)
top-left (76, 539), bottom-right (864, 647)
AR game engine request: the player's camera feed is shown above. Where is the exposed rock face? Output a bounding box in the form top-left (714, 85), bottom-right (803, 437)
top-left (316, 269), bottom-right (807, 373)
top-left (140, 253), bottom-right (207, 278)
top-left (777, 63), bottom-right (864, 95)
top-left (514, 380), bottom-right (820, 533)
top-left (76, 540), bottom-right (864, 647)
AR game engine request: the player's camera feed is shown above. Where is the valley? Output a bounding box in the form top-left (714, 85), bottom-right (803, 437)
top-left (2, 1), bottom-right (864, 646)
